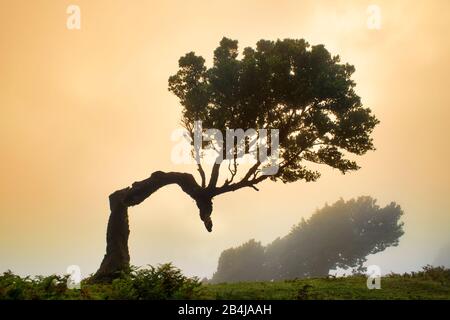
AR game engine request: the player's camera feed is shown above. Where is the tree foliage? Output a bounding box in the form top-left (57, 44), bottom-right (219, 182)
top-left (211, 197), bottom-right (404, 282)
top-left (212, 240), bottom-right (266, 283)
top-left (169, 37), bottom-right (379, 184)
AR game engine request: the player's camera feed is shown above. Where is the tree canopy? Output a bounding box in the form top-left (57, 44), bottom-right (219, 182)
top-left (211, 197), bottom-right (404, 283)
top-left (169, 37), bottom-right (379, 185)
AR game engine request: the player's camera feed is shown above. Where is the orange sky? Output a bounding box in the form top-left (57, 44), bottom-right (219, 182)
top-left (0, 0), bottom-right (449, 278)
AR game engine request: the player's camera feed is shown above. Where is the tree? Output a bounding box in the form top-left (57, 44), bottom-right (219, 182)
top-left (212, 240), bottom-right (266, 283)
top-left (92, 37), bottom-right (379, 281)
top-left (211, 197), bottom-right (404, 283)
top-left (264, 197), bottom-right (404, 279)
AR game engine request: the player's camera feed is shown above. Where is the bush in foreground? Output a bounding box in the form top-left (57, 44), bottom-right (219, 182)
top-left (0, 263), bottom-right (202, 300)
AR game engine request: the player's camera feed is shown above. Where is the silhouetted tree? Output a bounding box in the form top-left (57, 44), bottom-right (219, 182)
top-left (211, 197), bottom-right (404, 282)
top-left (265, 197), bottom-right (404, 279)
top-left (93, 37), bottom-right (379, 281)
top-left (212, 240), bottom-right (265, 283)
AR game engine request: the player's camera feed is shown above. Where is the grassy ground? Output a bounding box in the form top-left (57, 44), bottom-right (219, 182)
top-left (202, 275), bottom-right (450, 300)
top-left (1, 264), bottom-right (449, 300)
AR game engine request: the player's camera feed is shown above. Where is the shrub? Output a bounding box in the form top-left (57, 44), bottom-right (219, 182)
top-left (415, 265), bottom-right (450, 283)
top-left (0, 271), bottom-right (69, 300)
top-left (110, 263), bottom-right (202, 300)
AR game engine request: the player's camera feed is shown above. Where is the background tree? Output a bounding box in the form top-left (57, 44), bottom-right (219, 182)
top-left (212, 240), bottom-right (266, 283)
top-left (93, 37), bottom-right (379, 281)
top-left (211, 197), bottom-right (404, 283)
top-left (264, 197), bottom-right (404, 279)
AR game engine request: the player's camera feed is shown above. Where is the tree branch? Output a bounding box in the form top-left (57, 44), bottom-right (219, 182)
top-left (197, 164), bottom-right (206, 188)
top-left (207, 161), bottom-right (222, 189)
top-left (121, 170), bottom-right (214, 231)
top-left (224, 155), bottom-right (238, 186)
top-left (214, 173), bottom-right (269, 196)
top-left (242, 160), bottom-right (261, 182)
top-left (123, 171), bottom-right (201, 207)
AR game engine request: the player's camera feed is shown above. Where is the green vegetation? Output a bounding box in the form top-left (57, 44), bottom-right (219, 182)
top-left (212, 197), bottom-right (404, 282)
top-left (204, 266), bottom-right (450, 300)
top-left (1, 265), bottom-right (449, 300)
top-left (0, 263), bottom-right (202, 300)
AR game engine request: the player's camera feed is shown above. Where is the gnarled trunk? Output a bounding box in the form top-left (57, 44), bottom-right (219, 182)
top-left (90, 171), bottom-right (213, 282)
top-left (90, 189), bottom-right (131, 282)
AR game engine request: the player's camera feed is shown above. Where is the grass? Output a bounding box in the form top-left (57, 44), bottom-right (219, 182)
top-left (202, 274), bottom-right (450, 300)
top-left (0, 265), bottom-right (449, 300)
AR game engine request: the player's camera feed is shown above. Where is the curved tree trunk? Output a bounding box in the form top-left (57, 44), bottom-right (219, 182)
top-left (89, 163), bottom-right (266, 283)
top-left (90, 171), bottom-right (213, 283)
top-left (90, 188), bottom-right (131, 282)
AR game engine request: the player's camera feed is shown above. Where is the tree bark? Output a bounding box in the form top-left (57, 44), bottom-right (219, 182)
top-left (90, 171), bottom-right (211, 282)
top-left (91, 188), bottom-right (131, 282)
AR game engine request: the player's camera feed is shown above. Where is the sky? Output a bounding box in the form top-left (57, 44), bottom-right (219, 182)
top-left (0, 0), bottom-right (449, 279)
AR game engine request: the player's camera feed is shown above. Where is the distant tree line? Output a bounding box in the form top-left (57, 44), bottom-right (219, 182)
top-left (211, 197), bottom-right (404, 283)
